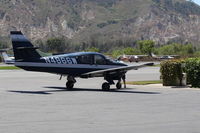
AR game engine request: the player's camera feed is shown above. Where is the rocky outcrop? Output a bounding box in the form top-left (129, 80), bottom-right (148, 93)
top-left (0, 0), bottom-right (200, 45)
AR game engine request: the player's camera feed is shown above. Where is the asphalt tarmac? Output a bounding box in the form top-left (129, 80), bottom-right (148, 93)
top-left (0, 68), bottom-right (200, 133)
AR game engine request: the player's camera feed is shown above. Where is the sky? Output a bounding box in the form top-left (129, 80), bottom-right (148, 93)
top-left (192, 0), bottom-right (200, 5)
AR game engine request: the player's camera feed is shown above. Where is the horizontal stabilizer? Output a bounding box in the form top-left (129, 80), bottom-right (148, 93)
top-left (16, 47), bottom-right (39, 50)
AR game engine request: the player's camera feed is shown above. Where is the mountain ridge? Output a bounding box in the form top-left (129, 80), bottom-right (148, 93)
top-left (0, 0), bottom-right (200, 45)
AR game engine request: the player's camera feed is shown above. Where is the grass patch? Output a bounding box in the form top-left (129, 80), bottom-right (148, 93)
top-left (152, 64), bottom-right (160, 67)
top-left (0, 66), bottom-right (20, 70)
top-left (126, 80), bottom-right (162, 85)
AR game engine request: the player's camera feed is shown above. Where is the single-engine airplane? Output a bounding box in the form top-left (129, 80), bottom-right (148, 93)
top-left (10, 31), bottom-right (153, 91)
top-left (0, 50), bottom-right (15, 64)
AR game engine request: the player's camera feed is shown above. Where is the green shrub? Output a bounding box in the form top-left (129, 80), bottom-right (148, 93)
top-left (85, 47), bottom-right (100, 52)
top-left (155, 43), bottom-right (194, 56)
top-left (185, 58), bottom-right (200, 88)
top-left (160, 60), bottom-right (184, 86)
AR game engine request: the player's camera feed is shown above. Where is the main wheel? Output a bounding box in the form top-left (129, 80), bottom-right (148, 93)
top-left (66, 81), bottom-right (74, 90)
top-left (116, 82), bottom-right (122, 89)
top-left (102, 82), bottom-right (110, 91)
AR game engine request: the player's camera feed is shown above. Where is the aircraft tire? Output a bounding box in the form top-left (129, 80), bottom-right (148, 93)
top-left (66, 81), bottom-right (74, 90)
top-left (116, 82), bottom-right (122, 89)
top-left (102, 82), bottom-right (110, 91)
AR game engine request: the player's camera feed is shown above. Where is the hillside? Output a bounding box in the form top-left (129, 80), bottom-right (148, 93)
top-left (1, 0), bottom-right (200, 45)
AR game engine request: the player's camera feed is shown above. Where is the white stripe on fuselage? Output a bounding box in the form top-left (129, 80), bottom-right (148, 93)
top-left (15, 62), bottom-right (122, 69)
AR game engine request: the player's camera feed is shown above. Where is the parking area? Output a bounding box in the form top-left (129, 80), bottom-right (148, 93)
top-left (0, 69), bottom-right (200, 133)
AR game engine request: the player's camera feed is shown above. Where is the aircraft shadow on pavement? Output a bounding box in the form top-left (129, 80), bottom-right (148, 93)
top-left (8, 87), bottom-right (160, 95)
top-left (8, 88), bottom-right (68, 95)
top-left (8, 90), bottom-right (53, 95)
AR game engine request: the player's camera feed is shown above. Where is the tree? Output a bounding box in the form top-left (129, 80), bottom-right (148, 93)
top-left (34, 39), bottom-right (47, 52)
top-left (0, 41), bottom-right (8, 49)
top-left (112, 49), bottom-right (124, 58)
top-left (46, 37), bottom-right (66, 53)
top-left (137, 40), bottom-right (155, 56)
top-left (123, 47), bottom-right (141, 55)
top-left (85, 47), bottom-right (100, 52)
top-left (156, 44), bottom-right (175, 55)
top-left (155, 43), bottom-right (194, 56)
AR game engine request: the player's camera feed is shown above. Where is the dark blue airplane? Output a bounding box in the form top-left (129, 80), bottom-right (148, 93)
top-left (10, 31), bottom-right (153, 91)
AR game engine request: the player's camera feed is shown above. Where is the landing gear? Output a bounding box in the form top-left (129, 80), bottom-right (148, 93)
top-left (122, 75), bottom-right (126, 89)
top-left (66, 81), bottom-right (74, 89)
top-left (116, 82), bottom-right (122, 89)
top-left (102, 74), bottom-right (126, 91)
top-left (102, 82), bottom-right (110, 91)
top-left (66, 76), bottom-right (76, 90)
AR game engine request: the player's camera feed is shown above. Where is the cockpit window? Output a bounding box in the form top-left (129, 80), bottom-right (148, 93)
top-left (94, 54), bottom-right (106, 65)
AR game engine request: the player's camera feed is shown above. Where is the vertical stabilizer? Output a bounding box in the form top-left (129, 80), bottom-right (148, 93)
top-left (10, 31), bottom-right (41, 61)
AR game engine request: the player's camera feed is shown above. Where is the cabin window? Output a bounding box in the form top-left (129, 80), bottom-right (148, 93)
top-left (94, 55), bottom-right (106, 65)
top-left (77, 55), bottom-right (92, 64)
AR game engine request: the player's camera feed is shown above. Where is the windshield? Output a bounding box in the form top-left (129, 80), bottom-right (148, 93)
top-left (105, 56), bottom-right (118, 63)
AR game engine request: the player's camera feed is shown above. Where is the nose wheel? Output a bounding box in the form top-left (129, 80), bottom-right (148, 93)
top-left (66, 76), bottom-right (76, 90)
top-left (66, 81), bottom-right (74, 89)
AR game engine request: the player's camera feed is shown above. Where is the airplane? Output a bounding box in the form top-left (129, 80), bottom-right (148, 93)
top-left (118, 54), bottom-right (148, 62)
top-left (0, 50), bottom-right (15, 64)
top-left (10, 31), bottom-right (153, 91)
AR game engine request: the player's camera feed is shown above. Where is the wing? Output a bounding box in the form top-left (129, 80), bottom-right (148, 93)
top-left (81, 63), bottom-right (154, 78)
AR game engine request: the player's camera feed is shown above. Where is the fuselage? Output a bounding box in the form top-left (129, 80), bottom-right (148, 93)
top-left (15, 52), bottom-right (127, 77)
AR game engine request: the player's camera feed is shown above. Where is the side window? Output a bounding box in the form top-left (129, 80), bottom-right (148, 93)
top-left (94, 55), bottom-right (106, 65)
top-left (77, 55), bottom-right (92, 64)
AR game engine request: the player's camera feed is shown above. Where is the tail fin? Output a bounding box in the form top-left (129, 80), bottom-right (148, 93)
top-left (10, 31), bottom-right (41, 61)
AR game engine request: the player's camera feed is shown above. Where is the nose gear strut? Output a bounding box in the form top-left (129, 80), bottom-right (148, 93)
top-left (122, 75), bottom-right (126, 88)
top-left (66, 76), bottom-right (76, 90)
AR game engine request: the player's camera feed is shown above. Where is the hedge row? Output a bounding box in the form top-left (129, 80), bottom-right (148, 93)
top-left (160, 58), bottom-right (200, 88)
top-left (185, 58), bottom-right (200, 87)
top-left (160, 60), bottom-right (184, 86)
